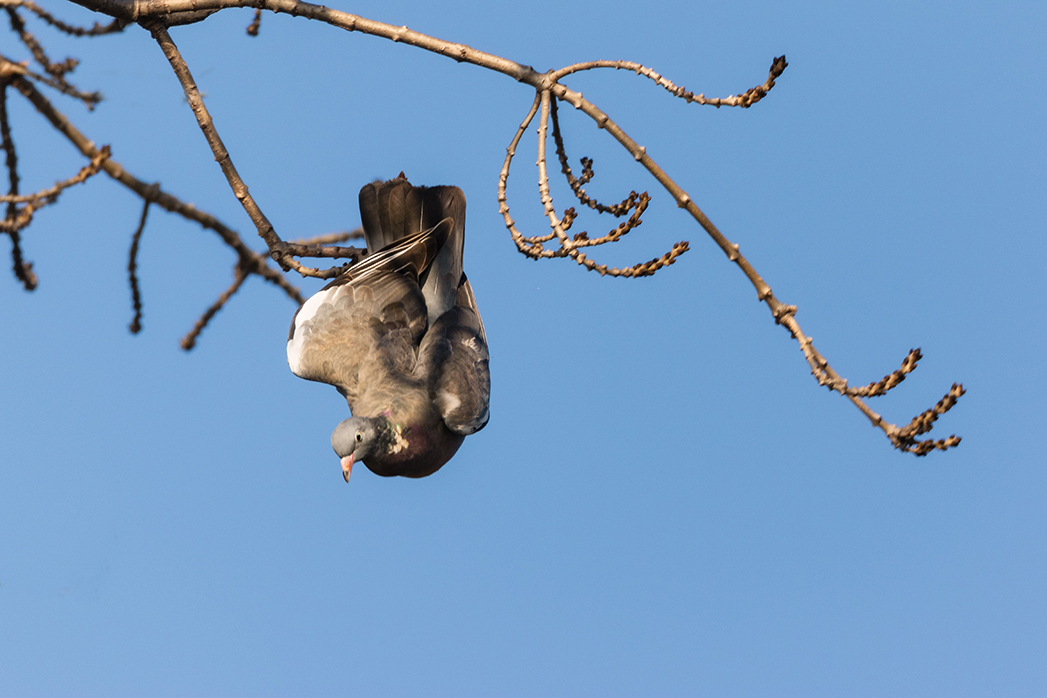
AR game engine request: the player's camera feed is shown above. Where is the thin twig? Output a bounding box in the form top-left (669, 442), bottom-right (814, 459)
top-left (6, 7), bottom-right (102, 109)
top-left (290, 228), bottom-right (364, 246)
top-left (549, 56), bottom-right (788, 109)
top-left (0, 143), bottom-right (109, 203)
top-left (550, 98), bottom-right (637, 217)
top-left (6, 70), bottom-right (304, 304)
top-left (498, 93), bottom-right (554, 259)
top-left (145, 21), bottom-right (346, 279)
top-left (568, 192), bottom-right (649, 248)
top-left (848, 348), bottom-right (922, 398)
top-left (0, 82), bottom-right (19, 219)
top-left (528, 87), bottom-right (687, 277)
top-left (0, 80), bottom-right (35, 289)
top-left (245, 7), bottom-right (260, 35)
top-left (128, 199), bottom-right (149, 333)
top-left (535, 89), bottom-right (571, 250)
top-left (7, 60), bottom-right (101, 107)
top-left (180, 265), bottom-right (247, 350)
top-left (0, 0), bottom-right (126, 35)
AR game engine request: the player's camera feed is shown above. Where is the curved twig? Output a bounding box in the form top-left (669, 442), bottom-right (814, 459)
top-left (550, 97), bottom-right (637, 217)
top-left (549, 56), bottom-right (788, 109)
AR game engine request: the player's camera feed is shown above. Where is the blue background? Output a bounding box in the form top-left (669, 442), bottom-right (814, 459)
top-left (2, 1), bottom-right (1044, 695)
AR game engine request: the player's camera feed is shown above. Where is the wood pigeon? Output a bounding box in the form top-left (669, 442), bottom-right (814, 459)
top-left (287, 175), bottom-right (490, 480)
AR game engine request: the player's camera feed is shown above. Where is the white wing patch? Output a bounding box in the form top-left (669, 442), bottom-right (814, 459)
top-left (435, 389), bottom-right (461, 415)
top-left (286, 285), bottom-right (338, 375)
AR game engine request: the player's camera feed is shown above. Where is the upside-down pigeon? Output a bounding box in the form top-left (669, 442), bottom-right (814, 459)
top-left (286, 175), bottom-right (490, 480)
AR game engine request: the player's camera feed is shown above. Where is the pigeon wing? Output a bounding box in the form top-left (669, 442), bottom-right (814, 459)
top-left (417, 274), bottom-right (491, 436)
top-left (287, 221), bottom-right (451, 403)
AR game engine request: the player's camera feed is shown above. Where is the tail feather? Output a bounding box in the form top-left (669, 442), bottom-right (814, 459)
top-left (359, 176), bottom-right (468, 324)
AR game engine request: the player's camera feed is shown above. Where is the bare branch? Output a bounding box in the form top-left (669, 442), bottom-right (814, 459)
top-left (0, 142), bottom-right (109, 204)
top-left (143, 25), bottom-right (274, 250)
top-left (283, 228), bottom-right (366, 262)
top-left (891, 383), bottom-right (966, 455)
top-left (144, 21), bottom-right (348, 279)
top-left (0, 82), bottom-right (21, 218)
top-left (550, 98), bottom-right (637, 217)
top-left (290, 228), bottom-right (364, 246)
top-left (498, 93), bottom-right (551, 259)
top-left (569, 192), bottom-right (649, 248)
top-left (127, 199), bottom-right (149, 333)
top-left (73, 0), bottom-right (544, 85)
top-left (897, 383), bottom-right (966, 441)
top-left (7, 7), bottom-right (71, 79)
top-left (549, 55), bottom-right (788, 109)
top-left (180, 265), bottom-right (247, 351)
top-left (6, 7), bottom-right (102, 109)
top-left (245, 7), bottom-right (260, 36)
top-left (5, 228), bottom-right (34, 286)
top-left (540, 58), bottom-right (961, 450)
top-left (535, 89), bottom-right (572, 251)
top-left (5, 70), bottom-right (304, 304)
top-left (0, 79), bottom-right (35, 289)
top-left (848, 348), bottom-right (922, 398)
top-left (506, 87), bottom-right (684, 278)
top-left (29, 0), bottom-right (959, 453)
top-left (0, 0), bottom-right (126, 36)
top-left (0, 55), bottom-right (100, 108)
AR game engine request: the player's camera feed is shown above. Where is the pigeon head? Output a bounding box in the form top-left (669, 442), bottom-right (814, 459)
top-left (331, 416), bottom-right (387, 482)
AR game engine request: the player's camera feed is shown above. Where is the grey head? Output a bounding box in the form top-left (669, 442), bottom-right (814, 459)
top-left (331, 415), bottom-right (388, 482)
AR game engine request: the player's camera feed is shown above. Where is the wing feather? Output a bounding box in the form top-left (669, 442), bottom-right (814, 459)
top-left (286, 219), bottom-right (450, 403)
top-left (417, 275), bottom-right (491, 436)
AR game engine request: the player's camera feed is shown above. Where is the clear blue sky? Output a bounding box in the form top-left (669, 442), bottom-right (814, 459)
top-left (2, 1), bottom-right (1044, 695)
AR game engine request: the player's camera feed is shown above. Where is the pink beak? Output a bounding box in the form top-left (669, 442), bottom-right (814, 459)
top-left (341, 454), bottom-right (354, 482)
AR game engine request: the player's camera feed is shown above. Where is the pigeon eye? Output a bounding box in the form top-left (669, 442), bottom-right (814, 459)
top-left (356, 432), bottom-right (363, 443)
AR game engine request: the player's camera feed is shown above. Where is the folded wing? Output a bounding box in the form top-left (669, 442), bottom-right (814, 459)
top-left (418, 274), bottom-right (491, 435)
top-left (287, 222), bottom-right (450, 403)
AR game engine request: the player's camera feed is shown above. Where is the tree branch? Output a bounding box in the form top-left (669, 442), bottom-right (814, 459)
top-left (180, 264), bottom-right (247, 350)
top-left (127, 198), bottom-right (149, 333)
top-left (5, 66), bottom-right (304, 306)
top-left (26, 0), bottom-right (961, 452)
